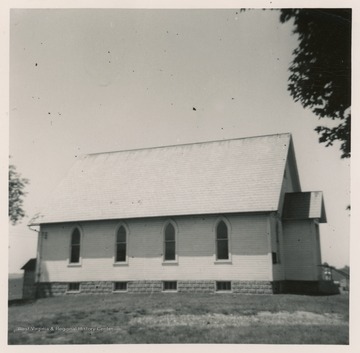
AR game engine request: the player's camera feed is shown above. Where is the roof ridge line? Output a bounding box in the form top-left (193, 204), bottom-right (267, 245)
top-left (86, 132), bottom-right (292, 157)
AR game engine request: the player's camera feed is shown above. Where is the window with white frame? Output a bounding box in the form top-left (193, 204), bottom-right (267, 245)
top-left (216, 281), bottom-right (231, 291)
top-left (113, 281), bottom-right (128, 292)
top-left (164, 222), bottom-right (176, 261)
top-left (216, 220), bottom-right (229, 260)
top-left (163, 281), bottom-right (177, 291)
top-left (67, 282), bottom-right (80, 292)
top-left (70, 228), bottom-right (81, 264)
top-left (115, 225), bottom-right (127, 263)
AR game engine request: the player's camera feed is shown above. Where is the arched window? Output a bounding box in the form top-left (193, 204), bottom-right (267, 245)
top-left (164, 222), bottom-right (176, 261)
top-left (115, 225), bottom-right (127, 262)
top-left (216, 220), bottom-right (229, 260)
top-left (70, 228), bottom-right (81, 263)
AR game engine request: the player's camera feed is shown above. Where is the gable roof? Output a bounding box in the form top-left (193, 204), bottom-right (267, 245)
top-left (282, 191), bottom-right (327, 223)
top-left (21, 258), bottom-right (37, 271)
top-left (30, 133), bottom-right (294, 225)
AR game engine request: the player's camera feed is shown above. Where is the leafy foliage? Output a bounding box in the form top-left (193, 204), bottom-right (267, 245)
top-left (9, 163), bottom-right (29, 225)
top-left (280, 9), bottom-right (351, 158)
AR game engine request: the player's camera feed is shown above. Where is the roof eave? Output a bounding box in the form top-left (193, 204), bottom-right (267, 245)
top-left (29, 209), bottom-right (279, 226)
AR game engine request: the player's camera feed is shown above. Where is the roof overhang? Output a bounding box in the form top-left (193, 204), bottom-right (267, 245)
top-left (282, 191), bottom-right (327, 223)
top-left (21, 258), bottom-right (37, 271)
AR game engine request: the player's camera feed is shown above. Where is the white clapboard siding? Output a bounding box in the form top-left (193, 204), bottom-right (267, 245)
top-left (269, 215), bottom-right (285, 281)
top-left (313, 226), bottom-right (322, 279)
top-left (271, 154), bottom-right (300, 281)
top-left (38, 213), bottom-right (272, 282)
top-left (282, 220), bottom-right (320, 280)
top-left (277, 151), bottom-right (301, 218)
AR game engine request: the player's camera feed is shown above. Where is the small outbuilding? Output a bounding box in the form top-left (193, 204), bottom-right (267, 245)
top-left (21, 258), bottom-right (37, 299)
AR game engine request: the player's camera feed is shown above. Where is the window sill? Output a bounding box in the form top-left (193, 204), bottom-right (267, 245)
top-left (67, 263), bottom-right (82, 267)
top-left (113, 262), bottom-right (129, 267)
top-left (214, 259), bottom-right (232, 264)
top-left (162, 290), bottom-right (178, 293)
top-left (162, 261), bottom-right (178, 266)
top-left (66, 290), bottom-right (81, 294)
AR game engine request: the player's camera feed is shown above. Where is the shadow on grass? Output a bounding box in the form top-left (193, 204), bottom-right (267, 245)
top-left (8, 299), bottom-right (37, 307)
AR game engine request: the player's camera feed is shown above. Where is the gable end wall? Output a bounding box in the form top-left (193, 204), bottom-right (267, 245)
top-left (282, 220), bottom-right (322, 281)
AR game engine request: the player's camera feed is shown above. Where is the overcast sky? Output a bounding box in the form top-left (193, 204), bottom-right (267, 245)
top-left (8, 8), bottom-right (350, 273)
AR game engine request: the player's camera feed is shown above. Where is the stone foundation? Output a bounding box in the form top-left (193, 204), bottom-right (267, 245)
top-left (232, 281), bottom-right (274, 294)
top-left (128, 280), bottom-right (162, 293)
top-left (178, 280), bottom-right (215, 293)
top-left (36, 280), bottom-right (275, 297)
top-left (36, 282), bottom-right (67, 297)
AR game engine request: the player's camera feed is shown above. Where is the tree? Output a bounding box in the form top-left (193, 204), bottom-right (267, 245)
top-left (9, 163), bottom-right (29, 225)
top-left (280, 9), bottom-right (351, 158)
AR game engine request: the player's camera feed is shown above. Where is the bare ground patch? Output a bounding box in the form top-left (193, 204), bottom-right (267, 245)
top-left (130, 310), bottom-right (346, 328)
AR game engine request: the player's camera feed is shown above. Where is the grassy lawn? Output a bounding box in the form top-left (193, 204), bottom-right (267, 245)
top-left (8, 293), bottom-right (349, 344)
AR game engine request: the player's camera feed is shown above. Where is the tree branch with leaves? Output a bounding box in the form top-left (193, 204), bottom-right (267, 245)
top-left (280, 9), bottom-right (351, 158)
top-left (9, 163), bottom-right (29, 225)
